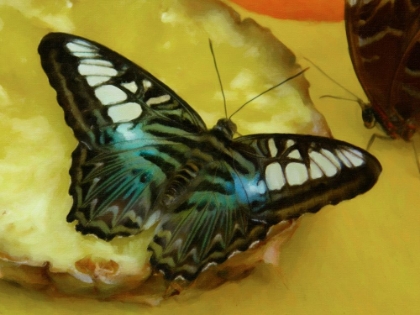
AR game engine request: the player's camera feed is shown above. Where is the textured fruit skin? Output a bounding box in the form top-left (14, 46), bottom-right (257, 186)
top-left (0, 221), bottom-right (296, 304)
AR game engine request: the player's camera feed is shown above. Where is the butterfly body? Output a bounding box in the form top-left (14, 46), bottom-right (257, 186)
top-left (39, 33), bottom-right (381, 281)
top-left (345, 0), bottom-right (420, 141)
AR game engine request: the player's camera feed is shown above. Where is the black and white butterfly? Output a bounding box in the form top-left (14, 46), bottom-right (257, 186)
top-left (38, 33), bottom-right (381, 281)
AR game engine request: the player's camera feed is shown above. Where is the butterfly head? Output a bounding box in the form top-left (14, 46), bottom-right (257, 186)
top-left (361, 105), bottom-right (376, 129)
top-left (213, 118), bottom-right (237, 140)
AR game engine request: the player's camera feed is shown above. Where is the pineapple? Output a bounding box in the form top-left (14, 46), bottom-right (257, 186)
top-left (0, 0), bottom-right (329, 304)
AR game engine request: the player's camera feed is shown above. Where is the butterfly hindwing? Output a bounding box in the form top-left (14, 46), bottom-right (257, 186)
top-left (149, 133), bottom-right (381, 280)
top-left (149, 140), bottom-right (268, 280)
top-left (38, 33), bottom-right (207, 238)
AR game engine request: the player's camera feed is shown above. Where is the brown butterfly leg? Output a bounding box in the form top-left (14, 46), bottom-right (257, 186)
top-left (367, 133), bottom-right (420, 173)
top-left (366, 133), bottom-right (393, 151)
top-left (411, 141), bottom-right (420, 174)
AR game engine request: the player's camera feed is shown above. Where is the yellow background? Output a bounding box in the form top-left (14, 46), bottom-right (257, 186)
top-left (0, 1), bottom-right (419, 314)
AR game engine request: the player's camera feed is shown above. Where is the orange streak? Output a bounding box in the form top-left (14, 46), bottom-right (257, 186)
top-left (230, 0), bottom-right (344, 22)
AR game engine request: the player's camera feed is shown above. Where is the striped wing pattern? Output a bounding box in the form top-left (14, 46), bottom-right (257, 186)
top-left (345, 0), bottom-right (420, 140)
top-left (150, 134), bottom-right (381, 279)
top-left (39, 33), bottom-right (382, 281)
top-left (39, 33), bottom-right (207, 239)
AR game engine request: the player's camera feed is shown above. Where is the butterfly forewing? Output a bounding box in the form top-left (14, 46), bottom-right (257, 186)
top-left (234, 134), bottom-right (381, 223)
top-left (39, 33), bottom-right (207, 145)
top-left (39, 33), bottom-right (207, 239)
top-left (39, 32), bottom-right (381, 281)
top-left (345, 0), bottom-right (420, 139)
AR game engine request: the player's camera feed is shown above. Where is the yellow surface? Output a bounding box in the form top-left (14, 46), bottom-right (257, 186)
top-left (0, 1), bottom-right (419, 314)
top-left (0, 0), bottom-right (319, 294)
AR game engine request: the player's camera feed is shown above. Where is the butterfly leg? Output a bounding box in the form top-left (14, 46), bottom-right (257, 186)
top-left (366, 133), bottom-right (393, 151)
top-left (411, 141), bottom-right (420, 174)
top-left (368, 133), bottom-right (420, 173)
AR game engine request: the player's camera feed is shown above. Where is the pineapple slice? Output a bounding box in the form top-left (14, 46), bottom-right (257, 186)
top-left (0, 0), bottom-right (328, 304)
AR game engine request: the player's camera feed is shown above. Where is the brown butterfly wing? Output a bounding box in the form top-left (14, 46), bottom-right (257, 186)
top-left (345, 0), bottom-right (420, 140)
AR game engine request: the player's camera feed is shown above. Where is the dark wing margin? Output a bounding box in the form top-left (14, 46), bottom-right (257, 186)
top-left (232, 133), bottom-right (382, 225)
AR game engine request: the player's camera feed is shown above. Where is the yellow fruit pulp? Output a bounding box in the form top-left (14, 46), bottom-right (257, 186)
top-left (0, 0), bottom-right (324, 302)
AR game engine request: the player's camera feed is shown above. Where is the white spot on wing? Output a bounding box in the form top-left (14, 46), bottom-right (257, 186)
top-left (143, 210), bottom-right (161, 229)
top-left (71, 52), bottom-right (100, 58)
top-left (78, 64), bottom-right (118, 77)
top-left (285, 162), bottom-right (308, 185)
top-left (202, 262), bottom-right (218, 272)
top-left (321, 149), bottom-right (341, 168)
top-left (349, 148), bottom-right (363, 158)
top-left (95, 85), bottom-right (127, 105)
top-left (228, 250), bottom-right (241, 259)
top-left (142, 79), bottom-right (152, 91)
top-left (116, 122), bottom-right (138, 140)
top-left (268, 138), bottom-right (277, 157)
top-left (171, 238), bottom-right (183, 250)
top-left (107, 102), bottom-right (143, 122)
top-left (249, 240), bottom-right (260, 248)
top-left (86, 76), bottom-right (110, 87)
top-left (257, 180), bottom-right (266, 194)
top-left (186, 247), bottom-right (198, 260)
top-left (342, 149), bottom-right (364, 167)
top-left (288, 149), bottom-right (302, 160)
top-left (309, 161), bottom-right (323, 179)
top-left (66, 41), bottom-right (97, 53)
top-left (335, 149), bottom-right (352, 168)
top-left (146, 94), bottom-right (171, 106)
top-left (107, 205), bottom-right (120, 216)
top-left (246, 180), bottom-right (267, 196)
top-left (80, 59), bottom-right (113, 67)
top-left (265, 162), bottom-right (285, 191)
top-left (173, 275), bottom-right (186, 281)
top-left (121, 81), bottom-right (139, 94)
top-left (285, 139), bottom-right (295, 149)
top-left (213, 233), bottom-right (223, 243)
top-left (309, 151), bottom-right (337, 177)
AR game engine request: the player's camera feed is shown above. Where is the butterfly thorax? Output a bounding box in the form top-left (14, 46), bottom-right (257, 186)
top-left (368, 102), bottom-right (416, 141)
top-left (211, 118), bottom-right (237, 140)
top-left (159, 119), bottom-right (238, 211)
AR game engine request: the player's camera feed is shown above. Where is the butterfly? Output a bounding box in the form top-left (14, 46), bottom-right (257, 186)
top-left (38, 32), bottom-right (382, 281)
top-left (345, 0), bottom-right (420, 142)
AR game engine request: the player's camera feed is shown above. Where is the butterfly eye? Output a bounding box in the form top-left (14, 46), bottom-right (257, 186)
top-left (362, 108), bottom-right (376, 129)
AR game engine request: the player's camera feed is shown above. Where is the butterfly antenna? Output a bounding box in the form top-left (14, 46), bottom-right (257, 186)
top-left (229, 67), bottom-right (308, 119)
top-left (320, 95), bottom-right (360, 102)
top-left (209, 39), bottom-right (228, 119)
top-left (303, 57), bottom-right (366, 105)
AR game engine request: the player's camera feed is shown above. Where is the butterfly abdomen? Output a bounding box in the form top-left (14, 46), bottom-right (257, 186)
top-left (161, 160), bottom-right (201, 207)
top-left (371, 103), bottom-right (416, 141)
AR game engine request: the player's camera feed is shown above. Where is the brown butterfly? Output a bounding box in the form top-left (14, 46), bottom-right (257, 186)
top-left (345, 0), bottom-right (420, 145)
